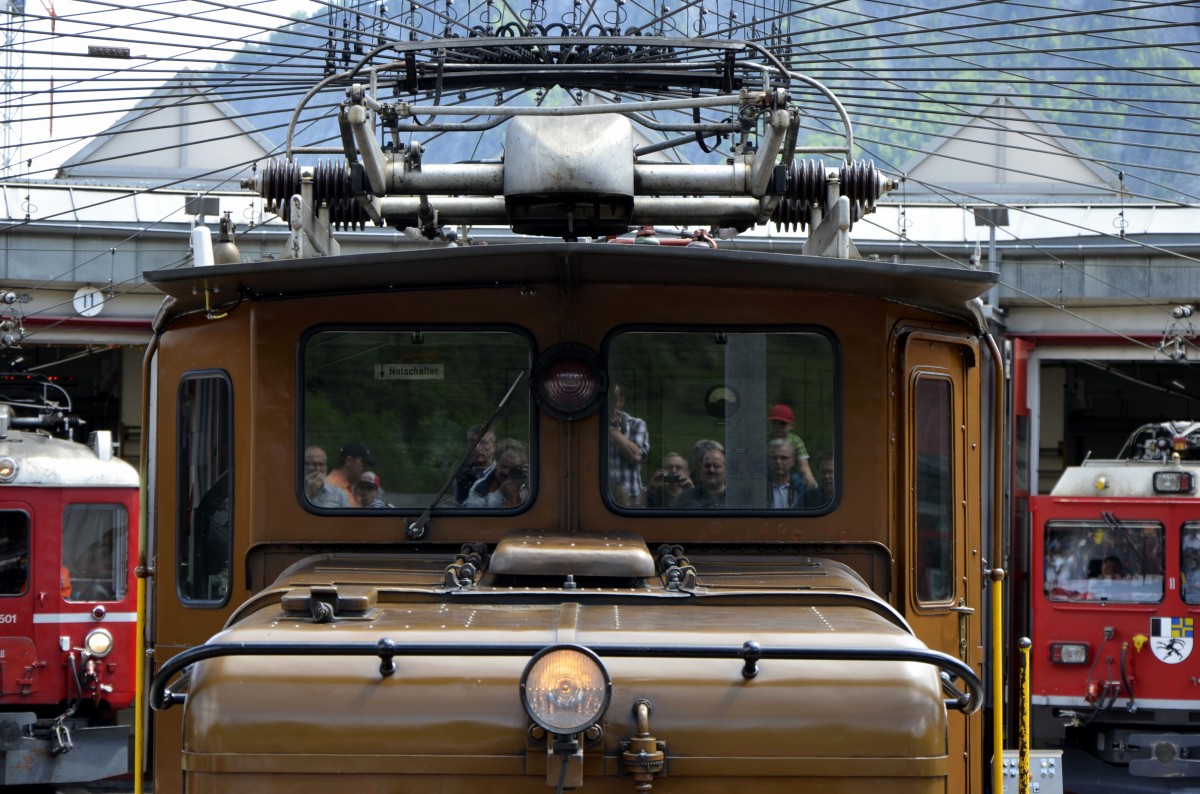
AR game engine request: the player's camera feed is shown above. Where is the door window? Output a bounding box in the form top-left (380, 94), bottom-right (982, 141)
top-left (914, 376), bottom-right (953, 603)
top-left (177, 372), bottom-right (233, 605)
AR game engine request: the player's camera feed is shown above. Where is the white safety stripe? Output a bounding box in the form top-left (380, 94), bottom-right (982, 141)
top-left (32, 612), bottom-right (138, 624)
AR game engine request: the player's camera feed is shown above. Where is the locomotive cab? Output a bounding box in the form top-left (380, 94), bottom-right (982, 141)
top-left (0, 376), bottom-right (139, 785)
top-left (143, 36), bottom-right (997, 794)
top-left (144, 242), bottom-right (994, 793)
top-left (1030, 422), bottom-right (1200, 788)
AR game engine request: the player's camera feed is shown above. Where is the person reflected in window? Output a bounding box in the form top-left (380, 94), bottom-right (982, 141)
top-left (805, 452), bottom-right (835, 506)
top-left (767, 439), bottom-right (807, 508)
top-left (608, 383), bottom-right (650, 506)
top-left (466, 440), bottom-right (528, 508)
top-left (674, 447), bottom-right (727, 508)
top-left (645, 452), bottom-right (694, 508)
top-left (690, 439), bottom-right (723, 481)
top-left (455, 425), bottom-right (497, 505)
top-left (767, 404), bottom-right (817, 490)
top-left (305, 445), bottom-right (349, 508)
top-left (354, 471), bottom-right (390, 508)
top-left (327, 441), bottom-right (377, 506)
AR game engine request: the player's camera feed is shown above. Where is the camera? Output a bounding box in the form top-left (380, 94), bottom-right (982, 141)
top-left (664, 474), bottom-right (683, 484)
top-left (509, 464), bottom-right (527, 479)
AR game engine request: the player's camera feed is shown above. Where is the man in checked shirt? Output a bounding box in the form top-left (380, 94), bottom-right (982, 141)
top-left (607, 383), bottom-right (650, 507)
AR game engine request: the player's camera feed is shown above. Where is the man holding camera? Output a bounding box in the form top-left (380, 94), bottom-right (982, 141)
top-left (463, 439), bottom-right (529, 508)
top-left (645, 452), bottom-right (693, 507)
top-left (608, 383), bottom-right (650, 506)
top-left (455, 424), bottom-right (497, 505)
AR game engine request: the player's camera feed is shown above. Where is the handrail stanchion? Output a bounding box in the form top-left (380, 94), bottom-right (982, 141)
top-left (1018, 637), bottom-right (1032, 794)
top-left (991, 569), bottom-right (1005, 794)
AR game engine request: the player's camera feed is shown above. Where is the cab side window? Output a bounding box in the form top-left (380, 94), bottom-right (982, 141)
top-left (177, 372), bottom-right (233, 605)
top-left (0, 511), bottom-right (29, 596)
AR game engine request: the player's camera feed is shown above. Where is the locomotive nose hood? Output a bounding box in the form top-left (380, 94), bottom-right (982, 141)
top-left (159, 534), bottom-right (978, 791)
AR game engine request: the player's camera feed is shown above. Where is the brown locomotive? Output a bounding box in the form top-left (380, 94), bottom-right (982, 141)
top-left (142, 35), bottom-right (998, 794)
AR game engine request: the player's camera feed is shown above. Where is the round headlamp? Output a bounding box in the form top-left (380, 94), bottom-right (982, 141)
top-left (0, 456), bottom-right (17, 483)
top-left (520, 645), bottom-right (611, 735)
top-left (84, 628), bottom-right (114, 658)
top-left (533, 344), bottom-right (604, 421)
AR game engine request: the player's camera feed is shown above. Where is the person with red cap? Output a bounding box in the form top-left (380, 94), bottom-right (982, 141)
top-left (768, 404), bottom-right (817, 490)
top-left (354, 471), bottom-right (389, 508)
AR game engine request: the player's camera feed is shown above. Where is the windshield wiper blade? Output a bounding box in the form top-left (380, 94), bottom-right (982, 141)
top-left (406, 370), bottom-right (527, 540)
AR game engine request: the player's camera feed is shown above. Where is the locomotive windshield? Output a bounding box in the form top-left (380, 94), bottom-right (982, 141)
top-left (302, 329), bottom-right (533, 510)
top-left (606, 329), bottom-right (836, 511)
top-left (299, 327), bottom-right (837, 513)
top-left (1044, 519), bottom-right (1165, 603)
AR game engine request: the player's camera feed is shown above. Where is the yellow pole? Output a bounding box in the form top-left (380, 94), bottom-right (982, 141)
top-left (984, 334), bottom-right (1007, 794)
top-left (134, 573), bottom-right (146, 794)
top-left (991, 569), bottom-right (1005, 794)
top-left (1018, 637), bottom-right (1032, 794)
top-left (134, 335), bottom-right (158, 794)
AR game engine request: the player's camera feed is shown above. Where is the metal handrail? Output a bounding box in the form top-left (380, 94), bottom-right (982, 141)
top-left (150, 637), bottom-right (983, 715)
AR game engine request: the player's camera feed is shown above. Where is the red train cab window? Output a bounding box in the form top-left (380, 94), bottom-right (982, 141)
top-left (0, 511), bottom-right (29, 596)
top-left (1044, 519), bottom-right (1164, 604)
top-left (1181, 522), bottom-right (1200, 604)
top-left (177, 372), bottom-right (233, 606)
top-left (61, 504), bottom-right (129, 602)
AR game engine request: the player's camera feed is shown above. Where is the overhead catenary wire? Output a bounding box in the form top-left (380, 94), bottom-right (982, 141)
top-left (2, 0), bottom-right (1200, 357)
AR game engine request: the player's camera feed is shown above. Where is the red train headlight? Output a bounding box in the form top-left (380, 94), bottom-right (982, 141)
top-left (1153, 471), bottom-right (1195, 494)
top-left (521, 645), bottom-right (611, 736)
top-left (84, 628), bottom-right (114, 658)
top-left (1050, 642), bottom-right (1088, 664)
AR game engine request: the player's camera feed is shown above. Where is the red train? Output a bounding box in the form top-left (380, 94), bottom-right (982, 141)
top-left (0, 375), bottom-right (139, 785)
top-left (1030, 420), bottom-right (1200, 792)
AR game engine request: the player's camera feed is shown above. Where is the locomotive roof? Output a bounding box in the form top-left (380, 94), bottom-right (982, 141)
top-left (145, 243), bottom-right (996, 330)
top-left (0, 430), bottom-right (140, 488)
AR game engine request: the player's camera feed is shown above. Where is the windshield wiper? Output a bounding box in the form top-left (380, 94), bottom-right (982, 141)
top-left (406, 370), bottom-right (527, 540)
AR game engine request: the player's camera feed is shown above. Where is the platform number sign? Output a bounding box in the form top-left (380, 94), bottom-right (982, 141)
top-left (73, 286), bottom-right (106, 318)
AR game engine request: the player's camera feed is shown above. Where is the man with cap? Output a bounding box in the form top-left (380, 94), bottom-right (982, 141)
top-left (327, 441), bottom-right (377, 506)
top-left (354, 471), bottom-right (389, 508)
top-left (767, 404), bottom-right (817, 490)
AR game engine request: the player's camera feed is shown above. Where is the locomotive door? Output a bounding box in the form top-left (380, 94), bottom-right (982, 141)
top-left (0, 504), bottom-right (38, 700)
top-left (899, 329), bottom-right (982, 792)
